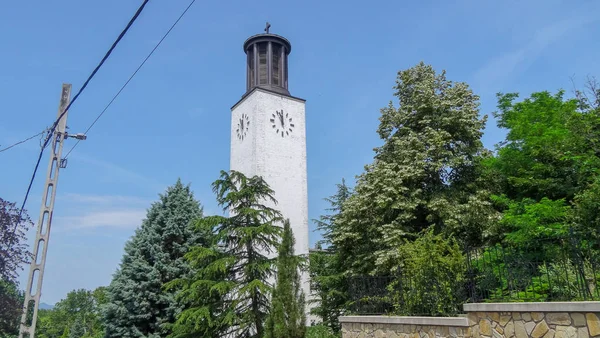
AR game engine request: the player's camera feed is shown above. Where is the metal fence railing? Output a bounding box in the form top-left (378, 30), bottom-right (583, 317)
top-left (347, 235), bottom-right (600, 316)
top-left (466, 237), bottom-right (600, 303)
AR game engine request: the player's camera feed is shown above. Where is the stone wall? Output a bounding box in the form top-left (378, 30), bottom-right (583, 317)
top-left (340, 316), bottom-right (469, 338)
top-left (340, 302), bottom-right (600, 338)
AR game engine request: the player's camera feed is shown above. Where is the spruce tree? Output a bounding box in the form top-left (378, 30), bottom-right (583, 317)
top-left (169, 170), bottom-right (282, 338)
top-left (102, 180), bottom-right (204, 338)
top-left (264, 220), bottom-right (306, 338)
top-left (333, 62), bottom-right (495, 274)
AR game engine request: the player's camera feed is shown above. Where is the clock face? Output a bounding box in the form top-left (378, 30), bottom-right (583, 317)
top-left (270, 109), bottom-right (295, 138)
top-left (236, 113), bottom-right (250, 140)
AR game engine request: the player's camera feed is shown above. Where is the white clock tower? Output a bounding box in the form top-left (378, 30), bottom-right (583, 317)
top-left (229, 27), bottom-right (311, 315)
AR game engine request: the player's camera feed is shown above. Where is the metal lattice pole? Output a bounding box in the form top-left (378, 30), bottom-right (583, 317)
top-left (18, 84), bottom-right (72, 338)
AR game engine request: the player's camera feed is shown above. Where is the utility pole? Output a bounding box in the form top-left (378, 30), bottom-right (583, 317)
top-left (19, 84), bottom-right (86, 338)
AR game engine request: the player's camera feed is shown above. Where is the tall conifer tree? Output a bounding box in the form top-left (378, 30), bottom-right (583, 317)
top-left (265, 220), bottom-right (306, 338)
top-left (170, 170), bottom-right (282, 338)
top-left (103, 180), bottom-right (204, 338)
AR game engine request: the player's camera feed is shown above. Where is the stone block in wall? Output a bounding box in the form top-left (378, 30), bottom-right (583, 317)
top-left (489, 312), bottom-right (500, 323)
top-left (542, 329), bottom-right (554, 338)
top-left (577, 327), bottom-right (589, 338)
top-left (570, 313), bottom-right (585, 327)
top-left (525, 321), bottom-right (536, 335)
top-left (586, 313), bottom-right (600, 336)
top-left (559, 325), bottom-right (578, 338)
top-left (499, 315), bottom-right (511, 327)
top-left (531, 320), bottom-right (549, 338)
top-left (468, 313), bottom-right (479, 326)
top-left (531, 313), bottom-right (544, 322)
top-left (546, 313), bottom-right (571, 325)
top-left (479, 319), bottom-right (492, 336)
top-left (504, 320), bottom-right (515, 337)
top-left (514, 320), bottom-right (527, 337)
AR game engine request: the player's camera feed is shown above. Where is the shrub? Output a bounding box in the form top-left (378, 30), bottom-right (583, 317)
top-left (305, 324), bottom-right (339, 338)
top-left (390, 229), bottom-right (466, 316)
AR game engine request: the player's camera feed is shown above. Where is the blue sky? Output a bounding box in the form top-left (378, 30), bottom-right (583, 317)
top-left (1, 0), bottom-right (599, 304)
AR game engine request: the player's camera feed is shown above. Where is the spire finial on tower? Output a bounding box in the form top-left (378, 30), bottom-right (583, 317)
top-left (264, 21), bottom-right (271, 34)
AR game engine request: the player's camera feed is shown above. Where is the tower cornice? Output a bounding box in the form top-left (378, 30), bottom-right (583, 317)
top-left (231, 86), bottom-right (305, 111)
top-left (243, 33), bottom-right (292, 54)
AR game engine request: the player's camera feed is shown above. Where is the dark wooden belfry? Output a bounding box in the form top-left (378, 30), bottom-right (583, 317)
top-left (243, 23), bottom-right (292, 96)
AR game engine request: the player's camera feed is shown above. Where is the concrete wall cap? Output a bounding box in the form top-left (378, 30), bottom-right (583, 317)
top-left (463, 302), bottom-right (600, 313)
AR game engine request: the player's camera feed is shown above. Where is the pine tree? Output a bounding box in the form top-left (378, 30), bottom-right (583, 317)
top-left (264, 220), bottom-right (306, 338)
top-left (169, 170), bottom-right (282, 338)
top-left (333, 62), bottom-right (495, 275)
top-left (102, 180), bottom-right (204, 338)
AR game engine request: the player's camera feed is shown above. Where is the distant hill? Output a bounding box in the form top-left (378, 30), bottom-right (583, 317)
top-left (39, 303), bottom-right (54, 310)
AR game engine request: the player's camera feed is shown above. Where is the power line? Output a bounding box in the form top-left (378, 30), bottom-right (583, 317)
top-left (0, 128), bottom-right (48, 153)
top-left (16, 0), bottom-right (150, 222)
top-left (64, 0), bottom-right (198, 159)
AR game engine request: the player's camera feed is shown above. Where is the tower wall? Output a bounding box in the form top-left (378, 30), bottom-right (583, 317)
top-left (230, 88), bottom-right (311, 319)
top-left (230, 88), bottom-right (308, 258)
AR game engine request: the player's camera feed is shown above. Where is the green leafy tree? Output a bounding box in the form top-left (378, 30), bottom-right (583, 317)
top-left (0, 279), bottom-right (24, 337)
top-left (489, 91), bottom-right (584, 202)
top-left (465, 80), bottom-right (600, 302)
top-left (265, 220), bottom-right (306, 338)
top-left (572, 176), bottom-right (600, 239)
top-left (169, 171), bottom-right (282, 338)
top-left (573, 76), bottom-right (600, 114)
top-left (333, 62), bottom-right (494, 275)
top-left (309, 180), bottom-right (351, 333)
top-left (570, 77), bottom-right (600, 240)
top-left (0, 197), bottom-right (33, 337)
top-left (35, 309), bottom-right (56, 338)
top-left (89, 287), bottom-right (107, 337)
top-left (492, 196), bottom-right (570, 245)
top-left (68, 318), bottom-right (85, 338)
top-left (0, 197), bottom-right (33, 284)
top-left (35, 287), bottom-right (106, 338)
top-left (486, 89), bottom-right (600, 244)
top-left (103, 180), bottom-right (205, 338)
